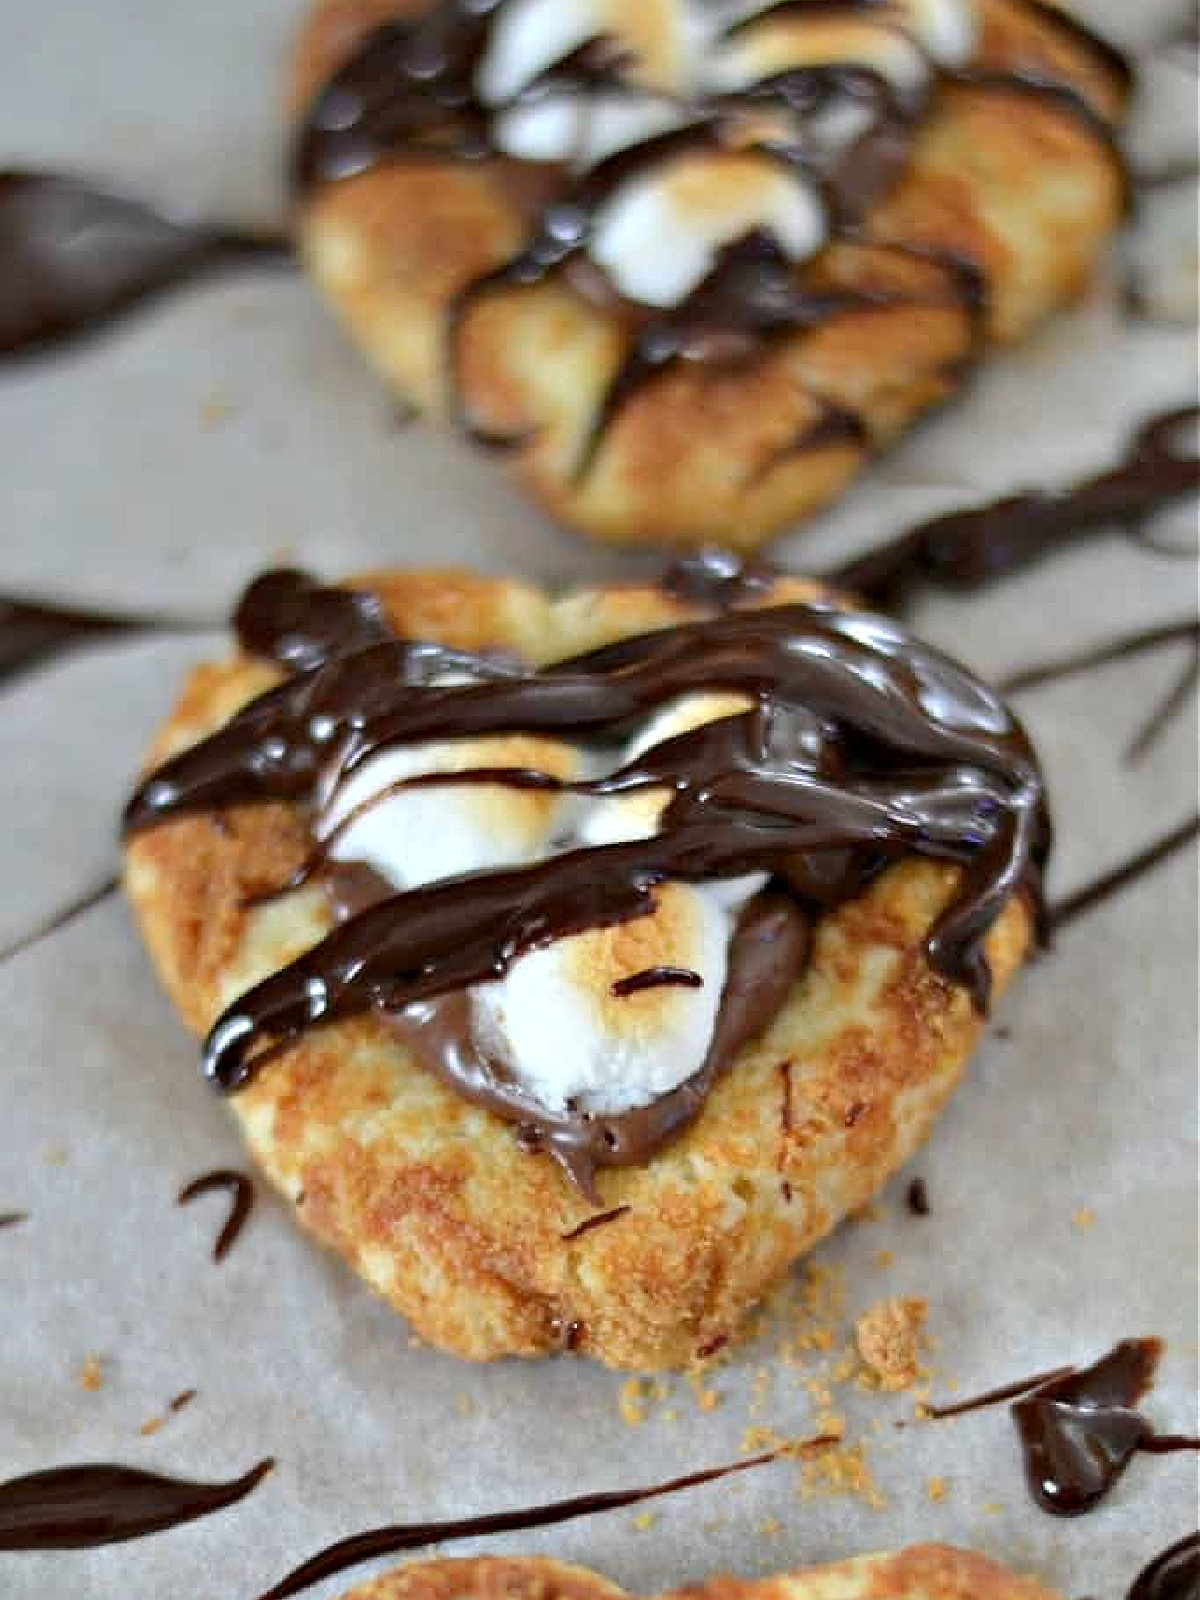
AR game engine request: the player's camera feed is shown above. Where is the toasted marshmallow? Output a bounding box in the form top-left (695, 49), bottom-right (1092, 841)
top-left (471, 880), bottom-right (732, 1113)
top-left (893, 0), bottom-right (977, 68)
top-left (478, 0), bottom-right (690, 108)
top-left (582, 691), bottom-right (755, 846)
top-left (316, 733), bottom-right (582, 891)
top-left (494, 91), bottom-right (690, 167)
top-left (590, 148), bottom-right (826, 306)
top-left (709, 15), bottom-right (930, 101)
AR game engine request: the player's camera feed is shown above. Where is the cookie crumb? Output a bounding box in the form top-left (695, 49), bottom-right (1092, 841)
top-left (632, 1511), bottom-right (656, 1531)
top-left (1072, 1206), bottom-right (1096, 1231)
top-left (758, 1516), bottom-right (782, 1536)
top-left (926, 1476), bottom-right (948, 1502)
top-left (42, 1144), bottom-right (68, 1166)
top-left (855, 1297), bottom-right (928, 1392)
top-left (799, 1440), bottom-right (884, 1509)
top-left (619, 1377), bottom-right (648, 1425)
top-left (139, 1416), bottom-right (164, 1437)
top-left (873, 1249), bottom-right (895, 1269)
top-left (77, 1355), bottom-right (105, 1392)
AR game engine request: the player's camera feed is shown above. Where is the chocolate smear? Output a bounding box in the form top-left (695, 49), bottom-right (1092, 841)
top-left (1127, 1533), bottom-right (1200, 1600)
top-left (925, 1339), bottom-right (1199, 1517)
top-left (0, 1458), bottom-right (273, 1550)
top-left (0, 171), bottom-right (290, 358)
top-left (177, 1169), bottom-right (255, 1263)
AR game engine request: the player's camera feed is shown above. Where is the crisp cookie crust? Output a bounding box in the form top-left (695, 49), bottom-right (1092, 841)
top-left (288, 0), bottom-right (1128, 550)
top-left (330, 1550), bottom-right (1062, 1600)
top-left (123, 570), bottom-right (1031, 1370)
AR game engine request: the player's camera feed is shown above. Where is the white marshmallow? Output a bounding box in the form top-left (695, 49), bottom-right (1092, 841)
top-left (590, 149), bottom-right (826, 307)
top-left (317, 734), bottom-right (582, 891)
top-left (478, 0), bottom-right (689, 107)
top-left (470, 880), bottom-right (732, 1113)
top-left (709, 15), bottom-right (931, 100)
top-left (896, 0), bottom-right (977, 68)
top-left (493, 92), bottom-right (690, 167)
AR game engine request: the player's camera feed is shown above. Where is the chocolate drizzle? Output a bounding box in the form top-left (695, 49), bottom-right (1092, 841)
top-left (925, 1339), bottom-right (1199, 1517)
top-left (0, 593), bottom-right (212, 689)
top-left (0, 171), bottom-right (289, 358)
top-left (829, 405), bottom-right (1200, 606)
top-left (292, 0), bottom-right (1129, 473)
top-left (250, 1444), bottom-right (828, 1600)
top-left (123, 569), bottom-right (1048, 1188)
top-left (1001, 618), bottom-right (1200, 766)
top-left (1050, 814), bottom-right (1200, 931)
top-left (177, 1169), bottom-right (255, 1263)
top-left (1127, 1534), bottom-right (1200, 1600)
top-left (610, 965), bottom-right (703, 997)
top-left (905, 1177), bottom-right (929, 1216)
top-left (0, 1458), bottom-right (273, 1550)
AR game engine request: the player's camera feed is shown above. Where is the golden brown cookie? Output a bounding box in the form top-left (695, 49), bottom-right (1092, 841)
top-left (287, 0), bottom-right (1129, 550)
top-left (123, 566), bottom-right (1035, 1369)
top-left (328, 1550), bottom-right (1061, 1600)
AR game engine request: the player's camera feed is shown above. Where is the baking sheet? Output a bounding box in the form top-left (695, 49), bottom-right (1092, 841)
top-left (1, 3), bottom-right (1197, 1596)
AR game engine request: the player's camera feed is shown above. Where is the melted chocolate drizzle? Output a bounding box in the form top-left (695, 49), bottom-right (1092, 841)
top-left (905, 1177), bottom-right (929, 1216)
top-left (926, 1339), bottom-right (1199, 1517)
top-left (829, 405), bottom-right (1200, 606)
top-left (0, 1458), bottom-right (273, 1550)
top-left (251, 1445), bottom-right (828, 1600)
top-left (123, 569), bottom-right (1048, 1188)
top-left (0, 172), bottom-right (290, 358)
top-left (177, 1169), bottom-right (255, 1263)
top-left (1128, 1534), bottom-right (1200, 1600)
top-left (292, 0), bottom-right (1129, 473)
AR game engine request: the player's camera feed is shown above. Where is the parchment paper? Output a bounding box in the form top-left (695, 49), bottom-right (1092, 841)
top-left (1, 4), bottom-right (1196, 1597)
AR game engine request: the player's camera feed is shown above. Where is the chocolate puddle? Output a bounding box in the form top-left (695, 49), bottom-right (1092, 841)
top-left (251, 1443), bottom-right (831, 1600)
top-left (828, 404), bottom-right (1200, 606)
top-left (1127, 1533), bottom-right (1200, 1600)
top-left (177, 1169), bottom-right (255, 1262)
top-left (925, 1339), bottom-right (1199, 1517)
top-left (0, 1458), bottom-right (273, 1550)
top-left (0, 171), bottom-right (290, 358)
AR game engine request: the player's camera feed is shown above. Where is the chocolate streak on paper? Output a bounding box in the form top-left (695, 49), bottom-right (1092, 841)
top-left (252, 1445), bottom-right (831, 1600)
top-left (905, 1178), bottom-right (929, 1216)
top-left (925, 1339), bottom-right (1199, 1517)
top-left (0, 1211), bottom-right (27, 1229)
top-left (0, 172), bottom-right (290, 358)
top-left (1050, 815), bottom-right (1200, 931)
top-left (177, 1169), bottom-right (255, 1263)
top-left (292, 0), bottom-right (1128, 474)
top-left (1127, 1533), bottom-right (1200, 1600)
top-left (0, 594), bottom-right (214, 688)
top-left (0, 1458), bottom-right (273, 1550)
top-left (830, 405), bottom-right (1200, 607)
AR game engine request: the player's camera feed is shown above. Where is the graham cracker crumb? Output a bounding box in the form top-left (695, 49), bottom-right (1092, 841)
top-left (873, 1249), bottom-right (895, 1269)
top-left (139, 1416), bottom-right (164, 1437)
top-left (926, 1476), bottom-right (948, 1502)
top-left (759, 1517), bottom-right (782, 1536)
top-left (77, 1355), bottom-right (105, 1391)
top-left (619, 1378), bottom-right (649, 1425)
top-left (199, 397), bottom-right (236, 431)
top-left (799, 1440), bottom-right (884, 1509)
top-left (42, 1144), bottom-right (68, 1166)
top-left (1072, 1206), bottom-right (1096, 1231)
top-left (855, 1297), bottom-right (928, 1392)
top-left (632, 1511), bottom-right (656, 1531)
